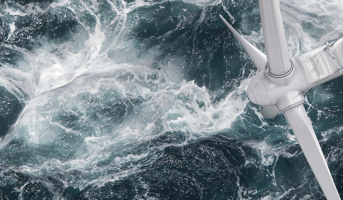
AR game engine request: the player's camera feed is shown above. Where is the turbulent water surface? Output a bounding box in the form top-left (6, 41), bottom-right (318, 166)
top-left (1, 0), bottom-right (343, 199)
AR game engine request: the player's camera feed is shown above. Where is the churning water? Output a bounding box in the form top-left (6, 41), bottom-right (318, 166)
top-left (1, 0), bottom-right (343, 199)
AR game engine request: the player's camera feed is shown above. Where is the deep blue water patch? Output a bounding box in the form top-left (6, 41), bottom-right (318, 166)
top-left (0, 87), bottom-right (23, 138)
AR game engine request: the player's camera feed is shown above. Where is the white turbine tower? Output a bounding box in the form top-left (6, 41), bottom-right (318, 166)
top-left (220, 0), bottom-right (343, 199)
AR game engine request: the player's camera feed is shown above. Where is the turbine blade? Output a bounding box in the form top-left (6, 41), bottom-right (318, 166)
top-left (261, 106), bottom-right (279, 119)
top-left (295, 38), bottom-right (343, 89)
top-left (219, 15), bottom-right (267, 71)
top-left (259, 0), bottom-right (291, 75)
top-left (283, 104), bottom-right (340, 200)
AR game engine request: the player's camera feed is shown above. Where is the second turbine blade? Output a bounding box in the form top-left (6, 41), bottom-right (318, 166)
top-left (284, 105), bottom-right (340, 200)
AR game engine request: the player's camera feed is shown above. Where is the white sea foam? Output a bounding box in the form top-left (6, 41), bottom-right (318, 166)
top-left (0, 0), bottom-right (253, 190)
top-left (281, 0), bottom-right (343, 55)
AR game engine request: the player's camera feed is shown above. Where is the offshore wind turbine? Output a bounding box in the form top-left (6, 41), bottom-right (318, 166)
top-left (220, 0), bottom-right (343, 199)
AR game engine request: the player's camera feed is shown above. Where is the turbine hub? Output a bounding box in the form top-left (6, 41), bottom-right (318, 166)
top-left (247, 61), bottom-right (309, 108)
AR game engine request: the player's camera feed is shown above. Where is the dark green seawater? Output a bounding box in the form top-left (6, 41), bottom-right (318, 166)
top-left (0, 0), bottom-right (343, 199)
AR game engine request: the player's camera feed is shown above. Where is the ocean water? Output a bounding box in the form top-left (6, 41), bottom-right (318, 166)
top-left (0, 0), bottom-right (343, 199)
